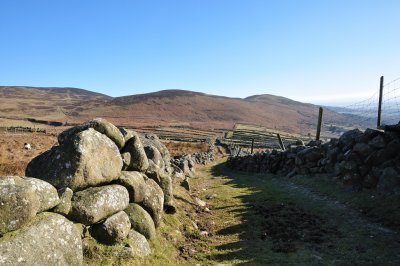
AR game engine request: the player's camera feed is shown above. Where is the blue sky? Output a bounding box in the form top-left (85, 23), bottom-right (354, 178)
top-left (1, 0), bottom-right (399, 105)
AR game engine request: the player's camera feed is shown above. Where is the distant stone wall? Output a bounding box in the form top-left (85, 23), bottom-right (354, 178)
top-left (228, 124), bottom-right (400, 194)
top-left (170, 137), bottom-right (215, 179)
top-left (0, 118), bottom-right (176, 265)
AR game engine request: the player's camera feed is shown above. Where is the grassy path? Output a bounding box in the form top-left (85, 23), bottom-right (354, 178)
top-left (181, 161), bottom-right (400, 265)
top-left (84, 160), bottom-right (400, 265)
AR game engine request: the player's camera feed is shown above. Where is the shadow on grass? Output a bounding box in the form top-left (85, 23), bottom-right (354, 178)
top-left (205, 162), bottom-right (306, 265)
top-left (204, 162), bottom-right (398, 265)
top-left (208, 163), bottom-right (372, 265)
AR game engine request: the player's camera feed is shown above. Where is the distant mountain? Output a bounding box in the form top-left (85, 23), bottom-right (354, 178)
top-left (0, 87), bottom-right (363, 134)
top-left (0, 86), bottom-right (111, 120)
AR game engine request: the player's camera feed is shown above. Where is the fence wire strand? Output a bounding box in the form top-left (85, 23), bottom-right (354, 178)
top-left (340, 77), bottom-right (400, 127)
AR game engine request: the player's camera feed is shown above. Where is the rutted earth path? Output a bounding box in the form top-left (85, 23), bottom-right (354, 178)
top-left (279, 180), bottom-right (396, 236)
top-left (176, 161), bottom-right (400, 265)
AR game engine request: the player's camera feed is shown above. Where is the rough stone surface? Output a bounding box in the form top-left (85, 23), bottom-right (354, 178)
top-left (141, 178), bottom-right (164, 227)
top-left (124, 230), bottom-right (151, 257)
top-left (121, 152), bottom-right (131, 171)
top-left (26, 128), bottom-right (123, 191)
top-left (53, 187), bottom-right (73, 216)
top-left (90, 211), bottom-right (131, 244)
top-left (117, 171), bottom-right (146, 203)
top-left (22, 177), bottom-right (60, 212)
top-left (368, 135), bottom-right (386, 149)
top-left (125, 203), bottom-right (156, 239)
top-left (58, 118), bottom-right (125, 149)
top-left (119, 127), bottom-right (135, 143)
top-left (353, 143), bottom-right (374, 157)
top-left (0, 176), bottom-right (40, 236)
top-left (0, 212), bottom-right (83, 266)
top-left (339, 129), bottom-right (363, 148)
top-left (377, 167), bottom-right (400, 194)
top-left (121, 131), bottom-right (149, 172)
top-left (144, 145), bottom-right (163, 182)
top-left (141, 134), bottom-right (171, 167)
top-left (69, 185), bottom-right (129, 225)
top-left (159, 173), bottom-right (176, 213)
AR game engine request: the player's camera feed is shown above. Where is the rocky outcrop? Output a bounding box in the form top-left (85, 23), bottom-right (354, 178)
top-left (228, 124), bottom-right (400, 194)
top-left (1, 118), bottom-right (177, 265)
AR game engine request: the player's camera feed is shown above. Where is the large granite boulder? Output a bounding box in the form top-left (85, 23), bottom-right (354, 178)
top-left (0, 212), bottom-right (83, 266)
top-left (90, 211), bottom-right (131, 244)
top-left (117, 171), bottom-right (146, 203)
top-left (141, 178), bottom-right (164, 227)
top-left (124, 230), bottom-right (151, 257)
top-left (26, 128), bottom-right (123, 191)
top-left (0, 176), bottom-right (40, 236)
top-left (22, 177), bottom-right (60, 213)
top-left (69, 185), bottom-right (129, 225)
top-left (121, 131), bottom-right (149, 172)
top-left (58, 118), bottom-right (125, 149)
top-left (125, 203), bottom-right (156, 239)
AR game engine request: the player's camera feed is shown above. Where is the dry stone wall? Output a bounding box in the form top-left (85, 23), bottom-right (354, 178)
top-left (228, 124), bottom-right (400, 194)
top-left (0, 118), bottom-right (176, 265)
top-left (170, 137), bottom-right (215, 180)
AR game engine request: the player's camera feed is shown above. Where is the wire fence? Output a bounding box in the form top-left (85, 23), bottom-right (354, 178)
top-left (338, 76), bottom-right (400, 127)
top-left (381, 77), bottom-right (400, 125)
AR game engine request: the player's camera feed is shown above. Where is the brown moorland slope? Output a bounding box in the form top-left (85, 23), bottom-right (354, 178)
top-left (0, 86), bottom-right (111, 120)
top-left (79, 90), bottom-right (354, 134)
top-left (0, 87), bottom-right (356, 134)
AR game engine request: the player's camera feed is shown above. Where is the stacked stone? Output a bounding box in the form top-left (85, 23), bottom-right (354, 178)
top-left (0, 118), bottom-right (176, 265)
top-left (170, 137), bottom-right (215, 179)
top-left (228, 124), bottom-right (400, 194)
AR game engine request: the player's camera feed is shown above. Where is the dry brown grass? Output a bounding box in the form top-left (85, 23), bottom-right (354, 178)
top-left (162, 140), bottom-right (209, 157)
top-left (0, 132), bottom-right (57, 176)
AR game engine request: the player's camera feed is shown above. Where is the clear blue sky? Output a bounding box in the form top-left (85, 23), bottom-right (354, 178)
top-left (1, 0), bottom-right (399, 105)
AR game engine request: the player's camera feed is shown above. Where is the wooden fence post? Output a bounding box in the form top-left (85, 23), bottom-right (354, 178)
top-left (236, 147), bottom-right (242, 157)
top-left (316, 107), bottom-right (323, 141)
top-left (277, 134), bottom-right (285, 151)
top-left (377, 76), bottom-right (384, 128)
top-left (251, 138), bottom-right (254, 154)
